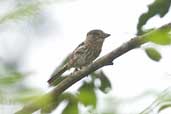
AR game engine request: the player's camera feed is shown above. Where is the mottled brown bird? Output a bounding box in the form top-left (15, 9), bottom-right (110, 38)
top-left (48, 29), bottom-right (110, 85)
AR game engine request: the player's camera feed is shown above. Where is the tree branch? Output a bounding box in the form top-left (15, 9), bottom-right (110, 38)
top-left (15, 23), bottom-right (171, 114)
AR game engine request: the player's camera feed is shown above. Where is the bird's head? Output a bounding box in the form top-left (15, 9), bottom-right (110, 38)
top-left (87, 29), bottom-right (110, 39)
top-left (86, 29), bottom-right (110, 41)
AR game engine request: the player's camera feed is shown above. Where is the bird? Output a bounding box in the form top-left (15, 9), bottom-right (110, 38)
top-left (48, 29), bottom-right (110, 86)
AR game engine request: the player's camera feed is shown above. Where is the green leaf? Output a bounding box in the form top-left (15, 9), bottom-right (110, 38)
top-left (145, 48), bottom-right (162, 61)
top-left (143, 24), bottom-right (171, 45)
top-left (78, 82), bottom-right (97, 107)
top-left (96, 71), bottom-right (112, 93)
top-left (137, 0), bottom-right (171, 34)
top-left (62, 102), bottom-right (78, 114)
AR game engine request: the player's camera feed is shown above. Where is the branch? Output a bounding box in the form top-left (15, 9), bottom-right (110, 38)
top-left (15, 23), bottom-right (171, 114)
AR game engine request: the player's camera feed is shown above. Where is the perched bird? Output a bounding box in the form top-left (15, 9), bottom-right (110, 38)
top-left (48, 29), bottom-right (110, 85)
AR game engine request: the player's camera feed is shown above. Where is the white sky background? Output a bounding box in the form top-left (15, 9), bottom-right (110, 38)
top-left (1, 0), bottom-right (171, 114)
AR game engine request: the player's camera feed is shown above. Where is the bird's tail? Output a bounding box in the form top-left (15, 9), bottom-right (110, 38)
top-left (47, 64), bottom-right (69, 86)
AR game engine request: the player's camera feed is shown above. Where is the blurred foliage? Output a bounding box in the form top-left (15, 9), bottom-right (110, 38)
top-left (92, 71), bottom-right (112, 93)
top-left (62, 102), bottom-right (79, 114)
top-left (0, 3), bottom-right (40, 24)
top-left (137, 0), bottom-right (171, 35)
top-left (0, 64), bottom-right (43, 104)
top-left (78, 82), bottom-right (97, 108)
top-left (0, 71), bottom-right (24, 86)
top-left (0, 0), bottom-right (51, 105)
top-left (45, 70), bottom-right (111, 113)
top-left (0, 0), bottom-right (49, 113)
top-left (0, 0), bottom-right (55, 73)
top-left (140, 88), bottom-right (171, 114)
top-left (0, 0), bottom-right (73, 25)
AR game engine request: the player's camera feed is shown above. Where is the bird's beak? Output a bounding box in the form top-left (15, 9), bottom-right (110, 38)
top-left (103, 33), bottom-right (111, 38)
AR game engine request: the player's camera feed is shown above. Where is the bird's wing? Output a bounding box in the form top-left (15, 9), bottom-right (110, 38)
top-left (70, 42), bottom-right (86, 56)
top-left (48, 42), bottom-right (86, 86)
top-left (67, 41), bottom-right (87, 67)
top-left (74, 42), bottom-right (85, 53)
